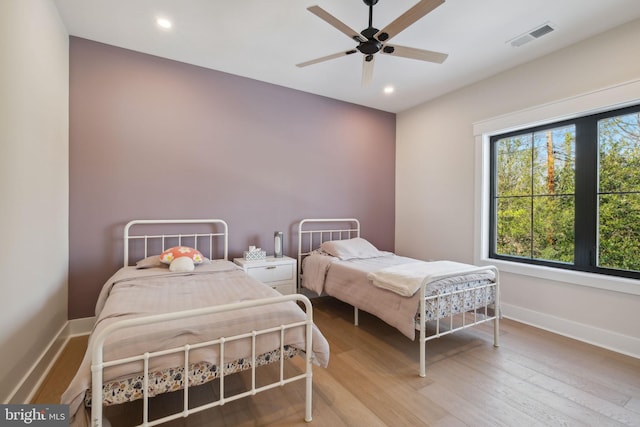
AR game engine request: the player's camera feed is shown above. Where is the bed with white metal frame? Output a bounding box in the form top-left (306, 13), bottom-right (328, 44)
top-left (297, 218), bottom-right (499, 377)
top-left (63, 219), bottom-right (329, 427)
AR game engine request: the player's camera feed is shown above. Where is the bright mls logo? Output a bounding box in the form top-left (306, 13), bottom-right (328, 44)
top-left (1, 405), bottom-right (68, 426)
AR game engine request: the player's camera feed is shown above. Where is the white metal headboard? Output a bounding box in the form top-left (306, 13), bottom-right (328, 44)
top-left (297, 218), bottom-right (360, 289)
top-left (123, 219), bottom-right (229, 266)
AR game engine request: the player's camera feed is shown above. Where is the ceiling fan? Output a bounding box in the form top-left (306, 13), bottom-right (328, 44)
top-left (296, 0), bottom-right (448, 85)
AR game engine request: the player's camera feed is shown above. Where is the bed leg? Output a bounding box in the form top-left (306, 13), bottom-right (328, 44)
top-left (493, 276), bottom-right (500, 348)
top-left (419, 287), bottom-right (427, 377)
top-left (305, 383), bottom-right (312, 422)
top-left (420, 340), bottom-right (426, 378)
top-left (420, 314), bottom-right (426, 377)
top-left (493, 311), bottom-right (500, 348)
top-left (305, 366), bottom-right (313, 422)
top-left (354, 307), bottom-right (359, 326)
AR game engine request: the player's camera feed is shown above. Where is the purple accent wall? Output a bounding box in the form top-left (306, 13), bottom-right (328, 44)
top-left (68, 37), bottom-right (396, 319)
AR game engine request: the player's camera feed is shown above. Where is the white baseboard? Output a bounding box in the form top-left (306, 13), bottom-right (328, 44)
top-left (8, 316), bottom-right (95, 404)
top-left (501, 303), bottom-right (640, 359)
top-left (68, 316), bottom-right (96, 336)
top-left (6, 323), bottom-right (68, 404)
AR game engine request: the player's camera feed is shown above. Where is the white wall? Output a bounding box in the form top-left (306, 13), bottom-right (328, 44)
top-left (396, 19), bottom-right (640, 357)
top-left (0, 0), bottom-right (69, 402)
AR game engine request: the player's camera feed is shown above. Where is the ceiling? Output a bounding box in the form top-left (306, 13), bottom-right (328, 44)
top-left (53, 0), bottom-right (640, 113)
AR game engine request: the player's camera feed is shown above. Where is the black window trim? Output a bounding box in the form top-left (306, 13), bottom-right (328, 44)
top-left (488, 103), bottom-right (640, 281)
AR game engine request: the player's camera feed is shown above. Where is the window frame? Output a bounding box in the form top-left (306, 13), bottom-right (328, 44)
top-left (488, 105), bottom-right (640, 280)
top-left (489, 118), bottom-right (578, 268)
top-left (473, 78), bottom-right (640, 296)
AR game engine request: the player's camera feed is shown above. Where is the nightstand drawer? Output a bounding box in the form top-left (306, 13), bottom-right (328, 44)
top-left (233, 256), bottom-right (297, 295)
top-left (246, 263), bottom-right (294, 283)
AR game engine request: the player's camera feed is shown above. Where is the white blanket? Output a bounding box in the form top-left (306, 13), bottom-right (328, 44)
top-left (367, 260), bottom-right (494, 297)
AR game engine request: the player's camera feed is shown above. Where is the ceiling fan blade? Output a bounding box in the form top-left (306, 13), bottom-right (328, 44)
top-left (376, 0), bottom-right (444, 42)
top-left (307, 5), bottom-right (367, 42)
top-left (383, 44), bottom-right (448, 63)
top-left (296, 49), bottom-right (358, 68)
top-left (362, 55), bottom-right (375, 86)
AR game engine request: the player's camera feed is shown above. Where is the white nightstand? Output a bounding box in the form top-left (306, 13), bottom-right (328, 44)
top-left (233, 255), bottom-right (297, 295)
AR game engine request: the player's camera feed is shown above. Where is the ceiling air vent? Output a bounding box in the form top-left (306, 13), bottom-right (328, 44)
top-left (509, 22), bottom-right (555, 47)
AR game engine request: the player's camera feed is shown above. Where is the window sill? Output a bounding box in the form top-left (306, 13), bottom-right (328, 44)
top-left (478, 257), bottom-right (640, 296)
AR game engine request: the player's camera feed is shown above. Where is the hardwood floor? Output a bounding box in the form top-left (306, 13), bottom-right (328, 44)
top-left (33, 297), bottom-right (640, 426)
top-left (31, 334), bottom-right (89, 405)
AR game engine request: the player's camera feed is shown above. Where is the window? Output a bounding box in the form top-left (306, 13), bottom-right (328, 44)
top-left (489, 104), bottom-right (640, 279)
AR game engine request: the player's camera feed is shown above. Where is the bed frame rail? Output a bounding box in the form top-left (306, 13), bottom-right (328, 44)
top-left (91, 294), bottom-right (315, 427)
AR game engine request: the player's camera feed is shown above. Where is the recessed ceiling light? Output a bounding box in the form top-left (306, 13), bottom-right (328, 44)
top-left (156, 18), bottom-right (172, 29)
top-left (383, 86), bottom-right (395, 94)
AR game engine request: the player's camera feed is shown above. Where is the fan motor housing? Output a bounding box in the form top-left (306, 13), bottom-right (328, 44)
top-left (358, 26), bottom-right (383, 54)
top-left (357, 39), bottom-right (382, 54)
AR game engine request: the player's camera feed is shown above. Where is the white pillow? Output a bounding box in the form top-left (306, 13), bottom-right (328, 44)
top-left (169, 256), bottom-right (195, 272)
top-left (320, 237), bottom-right (384, 260)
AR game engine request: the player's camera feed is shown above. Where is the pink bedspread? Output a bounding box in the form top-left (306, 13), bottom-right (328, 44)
top-left (306, 254), bottom-right (424, 339)
top-left (302, 254), bottom-right (495, 340)
top-left (62, 260), bottom-right (330, 427)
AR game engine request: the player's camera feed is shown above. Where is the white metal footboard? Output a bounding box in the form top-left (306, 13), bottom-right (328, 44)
top-left (418, 267), bottom-right (500, 377)
top-left (90, 294), bottom-right (315, 427)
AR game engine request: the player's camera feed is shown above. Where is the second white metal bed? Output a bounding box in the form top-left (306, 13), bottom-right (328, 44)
top-left (297, 218), bottom-right (499, 377)
top-left (62, 219), bottom-right (329, 427)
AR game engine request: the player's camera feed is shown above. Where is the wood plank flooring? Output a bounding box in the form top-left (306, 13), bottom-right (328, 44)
top-left (33, 297), bottom-right (640, 426)
top-left (31, 334), bottom-right (89, 404)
